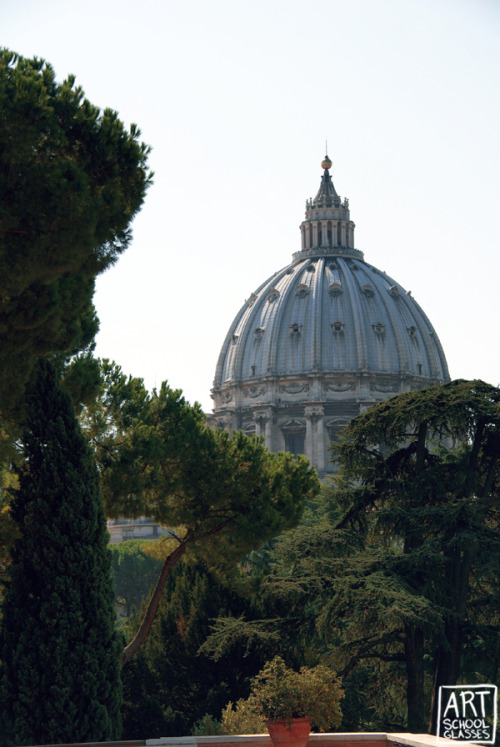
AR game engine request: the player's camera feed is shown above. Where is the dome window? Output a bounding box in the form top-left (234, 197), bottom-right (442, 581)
top-left (248, 293), bottom-right (257, 307)
top-left (306, 264), bottom-right (316, 273)
top-left (329, 282), bottom-right (343, 296)
top-left (289, 323), bottom-right (302, 335)
top-left (362, 284), bottom-right (374, 297)
top-left (254, 327), bottom-right (265, 339)
top-left (373, 322), bottom-right (385, 335)
top-left (267, 288), bottom-right (280, 303)
top-left (232, 334), bottom-right (239, 344)
top-left (390, 285), bottom-right (400, 298)
top-left (296, 284), bottom-right (309, 298)
top-left (328, 262), bottom-right (338, 271)
top-left (407, 326), bottom-right (417, 337)
top-left (331, 321), bottom-right (345, 333)
top-left (281, 419), bottom-right (306, 458)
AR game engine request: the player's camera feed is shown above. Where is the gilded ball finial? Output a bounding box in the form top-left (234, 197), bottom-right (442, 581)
top-left (321, 155), bottom-right (332, 170)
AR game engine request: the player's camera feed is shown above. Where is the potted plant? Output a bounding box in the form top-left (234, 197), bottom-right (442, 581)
top-left (249, 657), bottom-right (343, 747)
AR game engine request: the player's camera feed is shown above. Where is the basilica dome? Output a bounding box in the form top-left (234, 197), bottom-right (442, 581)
top-left (211, 157), bottom-right (450, 473)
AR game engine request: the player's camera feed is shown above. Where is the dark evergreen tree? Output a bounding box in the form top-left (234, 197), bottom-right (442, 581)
top-left (331, 379), bottom-right (500, 732)
top-left (121, 558), bottom-right (268, 738)
top-left (0, 360), bottom-right (122, 746)
top-left (0, 49), bottom-right (151, 418)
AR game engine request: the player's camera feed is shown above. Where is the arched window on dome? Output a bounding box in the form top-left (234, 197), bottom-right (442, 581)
top-left (296, 284), bottom-right (309, 298)
top-left (362, 284), bottom-right (374, 297)
top-left (337, 221), bottom-right (342, 246)
top-left (267, 288), bottom-right (279, 303)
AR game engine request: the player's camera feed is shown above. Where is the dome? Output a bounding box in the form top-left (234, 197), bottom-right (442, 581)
top-left (211, 157), bottom-right (450, 473)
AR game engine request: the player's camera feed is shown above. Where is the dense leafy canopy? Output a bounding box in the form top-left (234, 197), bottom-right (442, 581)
top-left (81, 361), bottom-right (320, 665)
top-left (0, 360), bottom-right (122, 745)
top-left (83, 362), bottom-right (317, 561)
top-left (331, 379), bottom-right (500, 731)
top-left (0, 49), bottom-right (151, 416)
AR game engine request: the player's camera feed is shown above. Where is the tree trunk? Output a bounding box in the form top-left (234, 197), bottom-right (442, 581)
top-left (405, 623), bottom-right (426, 732)
top-left (428, 618), bottom-right (462, 734)
top-left (428, 545), bottom-right (473, 734)
top-left (120, 536), bottom-right (191, 667)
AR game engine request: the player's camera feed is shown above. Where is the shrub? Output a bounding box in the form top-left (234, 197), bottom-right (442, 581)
top-left (221, 698), bottom-right (266, 734)
top-left (250, 656), bottom-right (344, 732)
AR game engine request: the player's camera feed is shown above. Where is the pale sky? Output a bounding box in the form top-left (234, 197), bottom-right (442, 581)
top-left (4, 0), bottom-right (500, 411)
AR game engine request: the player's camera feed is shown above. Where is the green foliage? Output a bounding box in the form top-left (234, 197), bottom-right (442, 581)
top-left (219, 699), bottom-right (267, 735)
top-left (330, 379), bottom-right (500, 732)
top-left (248, 656), bottom-right (343, 731)
top-left (0, 49), bottom-right (152, 416)
top-left (0, 360), bottom-right (122, 745)
top-left (111, 540), bottom-right (164, 616)
top-left (199, 380), bottom-right (500, 732)
top-left (82, 360), bottom-right (320, 667)
top-left (121, 558), bottom-right (269, 738)
top-left (83, 362), bottom-right (318, 561)
top-left (0, 467), bottom-right (19, 593)
top-left (191, 713), bottom-right (226, 736)
top-left (192, 699), bottom-right (267, 736)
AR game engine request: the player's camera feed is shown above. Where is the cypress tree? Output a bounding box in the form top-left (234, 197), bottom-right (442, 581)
top-left (0, 359), bottom-right (122, 745)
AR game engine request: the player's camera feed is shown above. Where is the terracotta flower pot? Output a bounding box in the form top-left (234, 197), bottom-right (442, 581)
top-left (265, 717), bottom-right (311, 747)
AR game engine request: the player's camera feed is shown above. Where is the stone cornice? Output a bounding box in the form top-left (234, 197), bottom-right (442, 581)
top-left (292, 246), bottom-right (364, 261)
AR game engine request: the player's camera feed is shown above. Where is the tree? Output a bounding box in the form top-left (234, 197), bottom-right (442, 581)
top-left (119, 426), bottom-right (319, 667)
top-left (81, 360), bottom-right (321, 666)
top-left (201, 381), bottom-right (500, 733)
top-left (330, 379), bottom-right (500, 733)
top-left (0, 49), bottom-right (151, 417)
top-left (0, 360), bottom-right (122, 746)
top-left (121, 557), bottom-right (267, 738)
top-left (111, 540), bottom-right (165, 617)
top-left (0, 463), bottom-right (19, 592)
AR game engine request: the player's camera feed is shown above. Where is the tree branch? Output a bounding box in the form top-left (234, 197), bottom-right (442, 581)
top-left (120, 531), bottom-right (194, 667)
top-left (119, 520), bottom-right (233, 667)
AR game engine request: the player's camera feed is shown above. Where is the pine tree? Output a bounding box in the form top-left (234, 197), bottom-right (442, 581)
top-left (331, 379), bottom-right (500, 732)
top-left (0, 49), bottom-right (151, 418)
top-left (0, 360), bottom-right (122, 745)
